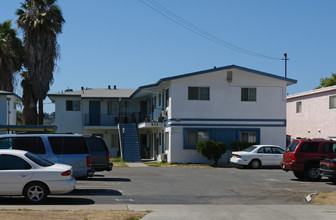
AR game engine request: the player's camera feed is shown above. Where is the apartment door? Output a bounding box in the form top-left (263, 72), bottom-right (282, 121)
top-left (140, 101), bottom-right (147, 122)
top-left (89, 101), bottom-right (100, 125)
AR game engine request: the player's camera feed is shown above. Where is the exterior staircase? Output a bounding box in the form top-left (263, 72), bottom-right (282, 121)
top-left (118, 123), bottom-right (141, 162)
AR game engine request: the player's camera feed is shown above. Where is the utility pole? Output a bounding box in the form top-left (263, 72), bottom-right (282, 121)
top-left (283, 53), bottom-right (289, 78)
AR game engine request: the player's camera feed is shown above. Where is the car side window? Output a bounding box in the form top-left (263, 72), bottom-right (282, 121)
top-left (48, 137), bottom-right (89, 154)
top-left (0, 154), bottom-right (32, 170)
top-left (300, 142), bottom-right (319, 153)
top-left (13, 137), bottom-right (46, 154)
top-left (272, 147), bottom-right (284, 154)
top-left (0, 138), bottom-right (14, 149)
top-left (323, 143), bottom-right (336, 153)
top-left (257, 147), bottom-right (265, 153)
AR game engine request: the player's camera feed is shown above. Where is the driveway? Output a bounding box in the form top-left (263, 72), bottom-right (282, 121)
top-left (0, 166), bottom-right (335, 205)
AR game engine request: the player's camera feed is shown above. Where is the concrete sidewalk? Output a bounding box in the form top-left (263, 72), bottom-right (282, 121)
top-left (1, 204), bottom-right (336, 219)
top-left (125, 162), bottom-right (148, 167)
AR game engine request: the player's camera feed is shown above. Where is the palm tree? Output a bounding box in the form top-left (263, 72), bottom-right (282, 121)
top-left (0, 20), bottom-right (24, 92)
top-left (16, 0), bottom-right (65, 125)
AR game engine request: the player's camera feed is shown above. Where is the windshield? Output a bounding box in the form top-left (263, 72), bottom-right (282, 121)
top-left (243, 146), bottom-right (257, 152)
top-left (286, 142), bottom-right (299, 152)
top-left (25, 152), bottom-right (54, 167)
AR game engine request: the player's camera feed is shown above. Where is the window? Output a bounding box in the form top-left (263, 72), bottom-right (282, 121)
top-left (272, 147), bottom-right (284, 154)
top-left (241, 88), bottom-right (256, 101)
top-left (330, 96), bottom-right (336, 109)
top-left (48, 137), bottom-right (89, 154)
top-left (186, 131), bottom-right (210, 147)
top-left (0, 155), bottom-right (31, 170)
top-left (165, 132), bottom-right (169, 150)
top-left (299, 142), bottom-right (319, 153)
top-left (107, 101), bottom-right (119, 115)
top-left (323, 143), bottom-right (336, 153)
top-left (165, 89), bottom-right (169, 107)
top-left (66, 100), bottom-right (80, 111)
top-left (227, 71), bottom-right (233, 82)
top-left (13, 137), bottom-right (46, 154)
top-left (25, 152), bottom-right (54, 167)
top-left (188, 87), bottom-right (210, 100)
top-left (159, 94), bottom-right (161, 106)
top-left (240, 132), bottom-right (256, 143)
top-left (296, 101), bottom-right (302, 113)
top-left (257, 147), bottom-right (272, 154)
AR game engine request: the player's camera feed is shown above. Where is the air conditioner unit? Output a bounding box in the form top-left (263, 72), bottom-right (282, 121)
top-left (161, 110), bottom-right (167, 117)
top-left (159, 153), bottom-right (167, 161)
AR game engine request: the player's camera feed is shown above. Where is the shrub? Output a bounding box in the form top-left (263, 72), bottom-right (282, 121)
top-left (196, 139), bottom-right (227, 166)
top-left (230, 141), bottom-right (258, 151)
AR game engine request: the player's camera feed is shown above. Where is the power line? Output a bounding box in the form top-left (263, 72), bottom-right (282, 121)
top-left (140, 0), bottom-right (282, 60)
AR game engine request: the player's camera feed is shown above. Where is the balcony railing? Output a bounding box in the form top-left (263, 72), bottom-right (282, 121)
top-left (84, 109), bottom-right (165, 126)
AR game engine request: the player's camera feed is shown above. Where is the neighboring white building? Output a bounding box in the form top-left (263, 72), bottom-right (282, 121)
top-left (0, 90), bottom-right (22, 134)
top-left (287, 85), bottom-right (336, 140)
top-left (48, 65), bottom-right (296, 164)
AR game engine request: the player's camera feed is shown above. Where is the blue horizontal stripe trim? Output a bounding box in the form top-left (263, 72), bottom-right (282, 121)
top-left (169, 118), bottom-right (285, 122)
top-left (169, 123), bottom-right (286, 127)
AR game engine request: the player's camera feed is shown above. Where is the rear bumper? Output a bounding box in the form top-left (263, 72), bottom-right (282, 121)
top-left (91, 162), bottom-right (113, 172)
top-left (319, 168), bottom-right (336, 178)
top-left (48, 178), bottom-right (76, 194)
top-left (87, 168), bottom-right (95, 177)
top-left (280, 161), bottom-right (304, 172)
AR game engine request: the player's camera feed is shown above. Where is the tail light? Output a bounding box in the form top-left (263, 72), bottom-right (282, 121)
top-left (106, 151), bottom-right (110, 161)
top-left (232, 154), bottom-right (241, 158)
top-left (290, 154), bottom-right (296, 162)
top-left (87, 156), bottom-right (92, 167)
top-left (61, 170), bottom-right (71, 176)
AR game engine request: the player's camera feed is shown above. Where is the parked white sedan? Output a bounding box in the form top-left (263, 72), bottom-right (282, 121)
top-left (230, 145), bottom-right (284, 168)
top-left (0, 149), bottom-right (76, 203)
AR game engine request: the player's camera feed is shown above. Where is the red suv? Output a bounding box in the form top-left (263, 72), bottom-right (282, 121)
top-left (281, 139), bottom-right (336, 181)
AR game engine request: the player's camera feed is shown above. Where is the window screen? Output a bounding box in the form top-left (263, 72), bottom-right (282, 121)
top-left (241, 88), bottom-right (256, 101)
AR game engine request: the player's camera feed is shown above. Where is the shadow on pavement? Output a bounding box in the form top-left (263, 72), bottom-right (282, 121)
top-left (82, 177), bottom-right (131, 182)
top-left (69, 189), bottom-right (122, 196)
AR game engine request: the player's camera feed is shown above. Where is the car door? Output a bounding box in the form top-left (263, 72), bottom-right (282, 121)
top-left (257, 147), bottom-right (274, 165)
top-left (271, 147), bottom-right (284, 165)
top-left (0, 154), bottom-right (34, 195)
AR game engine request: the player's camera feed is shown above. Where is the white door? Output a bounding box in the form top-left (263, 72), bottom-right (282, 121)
top-left (271, 147), bottom-right (284, 165)
top-left (257, 147), bottom-right (274, 165)
top-left (0, 154), bottom-right (34, 195)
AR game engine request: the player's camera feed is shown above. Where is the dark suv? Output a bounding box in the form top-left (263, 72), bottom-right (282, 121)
top-left (84, 136), bottom-right (113, 172)
top-left (281, 139), bottom-right (336, 181)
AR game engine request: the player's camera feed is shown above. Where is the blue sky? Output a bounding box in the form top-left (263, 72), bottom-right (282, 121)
top-left (1, 0), bottom-right (336, 113)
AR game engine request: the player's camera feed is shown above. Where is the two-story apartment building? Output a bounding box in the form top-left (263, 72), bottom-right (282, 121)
top-left (48, 65), bottom-right (296, 164)
top-left (0, 90), bottom-right (22, 134)
top-left (287, 85), bottom-right (336, 140)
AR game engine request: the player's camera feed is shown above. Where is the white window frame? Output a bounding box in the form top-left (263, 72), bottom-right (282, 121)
top-left (296, 101), bottom-right (302, 113)
top-left (241, 88), bottom-right (256, 102)
top-left (329, 96), bottom-right (336, 109)
top-left (66, 100), bottom-right (80, 111)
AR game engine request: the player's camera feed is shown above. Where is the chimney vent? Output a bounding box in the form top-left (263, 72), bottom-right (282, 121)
top-left (114, 85), bottom-right (117, 89)
top-left (108, 85), bottom-right (111, 89)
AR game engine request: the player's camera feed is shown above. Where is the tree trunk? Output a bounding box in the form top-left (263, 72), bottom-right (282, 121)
top-left (22, 78), bottom-right (37, 125)
top-left (38, 98), bottom-right (44, 125)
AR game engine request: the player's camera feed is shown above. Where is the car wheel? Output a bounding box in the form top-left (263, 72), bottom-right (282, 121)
top-left (304, 165), bottom-right (321, 181)
top-left (23, 182), bottom-right (48, 203)
top-left (293, 171), bottom-right (305, 180)
top-left (250, 159), bottom-right (261, 169)
top-left (331, 178), bottom-right (336, 185)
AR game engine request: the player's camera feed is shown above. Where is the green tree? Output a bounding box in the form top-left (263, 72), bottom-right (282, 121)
top-left (196, 139), bottom-right (227, 166)
top-left (0, 20), bottom-right (24, 92)
top-left (316, 73), bottom-right (336, 89)
top-left (16, 0), bottom-right (65, 125)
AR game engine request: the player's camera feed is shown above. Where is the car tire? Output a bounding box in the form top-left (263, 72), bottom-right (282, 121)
top-left (293, 171), bottom-right (305, 180)
top-left (23, 182), bottom-right (48, 203)
top-left (250, 159), bottom-right (261, 169)
top-left (331, 178), bottom-right (336, 185)
top-left (304, 165), bottom-right (322, 181)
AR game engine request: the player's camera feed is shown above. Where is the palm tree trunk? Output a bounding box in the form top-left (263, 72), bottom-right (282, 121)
top-left (38, 98), bottom-right (44, 125)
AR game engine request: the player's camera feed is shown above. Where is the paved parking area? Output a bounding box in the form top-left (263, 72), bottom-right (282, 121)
top-left (1, 166), bottom-right (335, 205)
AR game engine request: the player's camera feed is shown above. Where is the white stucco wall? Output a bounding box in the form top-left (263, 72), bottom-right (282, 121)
top-left (287, 88), bottom-right (336, 139)
top-left (166, 68), bottom-right (288, 163)
top-left (54, 98), bottom-right (83, 133)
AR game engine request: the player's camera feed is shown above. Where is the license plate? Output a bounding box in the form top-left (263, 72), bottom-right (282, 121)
top-left (282, 164), bottom-right (285, 169)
